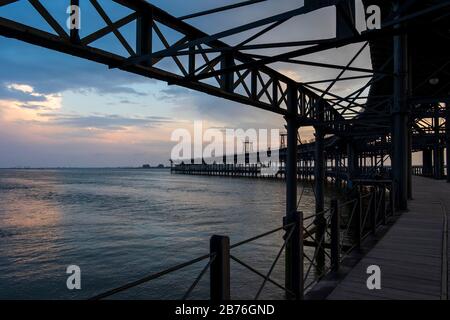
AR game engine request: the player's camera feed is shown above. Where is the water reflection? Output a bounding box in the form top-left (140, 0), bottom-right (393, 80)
top-left (0, 171), bottom-right (66, 298)
top-left (0, 169), bottom-right (336, 299)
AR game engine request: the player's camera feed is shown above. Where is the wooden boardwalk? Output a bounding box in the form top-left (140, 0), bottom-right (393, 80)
top-left (327, 176), bottom-right (449, 300)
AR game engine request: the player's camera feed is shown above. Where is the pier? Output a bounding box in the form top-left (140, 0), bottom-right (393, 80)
top-left (328, 176), bottom-right (449, 300)
top-left (1, 0), bottom-right (450, 300)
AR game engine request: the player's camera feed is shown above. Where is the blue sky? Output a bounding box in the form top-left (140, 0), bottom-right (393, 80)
top-left (0, 0), bottom-right (372, 167)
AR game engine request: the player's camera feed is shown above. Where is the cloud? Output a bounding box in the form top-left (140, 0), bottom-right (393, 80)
top-left (157, 86), bottom-right (192, 100)
top-left (119, 99), bottom-right (139, 105)
top-left (17, 103), bottom-right (48, 110)
top-left (39, 113), bottom-right (173, 131)
top-left (0, 123), bottom-right (175, 167)
top-left (0, 39), bottom-right (154, 97)
top-left (0, 82), bottom-right (48, 102)
top-left (0, 0), bottom-right (373, 167)
top-left (155, 85), bottom-right (285, 131)
top-left (0, 83), bottom-right (63, 124)
top-left (79, 86), bottom-right (149, 97)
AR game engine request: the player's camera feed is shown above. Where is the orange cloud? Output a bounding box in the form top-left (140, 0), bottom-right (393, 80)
top-left (0, 83), bottom-right (62, 123)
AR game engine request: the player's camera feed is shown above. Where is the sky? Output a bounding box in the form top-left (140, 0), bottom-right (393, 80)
top-left (0, 0), bottom-right (373, 167)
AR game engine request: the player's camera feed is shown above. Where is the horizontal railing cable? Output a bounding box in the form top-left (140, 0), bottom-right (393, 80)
top-left (90, 252), bottom-right (212, 300)
top-left (255, 224), bottom-right (295, 300)
top-left (230, 224), bottom-right (291, 249)
top-left (89, 186), bottom-right (390, 300)
top-left (90, 223), bottom-right (291, 300)
top-left (230, 254), bottom-right (295, 298)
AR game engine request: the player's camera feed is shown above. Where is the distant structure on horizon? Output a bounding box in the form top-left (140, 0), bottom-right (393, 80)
top-left (142, 164), bottom-right (165, 169)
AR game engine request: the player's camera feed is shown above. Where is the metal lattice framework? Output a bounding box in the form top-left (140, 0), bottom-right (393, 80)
top-left (0, 1), bottom-right (447, 130)
top-left (1, 0), bottom-right (450, 300)
top-left (0, 0), bottom-right (354, 131)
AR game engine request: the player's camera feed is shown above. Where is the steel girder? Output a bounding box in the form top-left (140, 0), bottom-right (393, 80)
top-left (0, 0), bottom-right (448, 147)
top-left (0, 0), bottom-right (349, 133)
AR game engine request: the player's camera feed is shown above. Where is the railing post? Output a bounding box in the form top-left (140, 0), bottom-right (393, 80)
top-left (381, 185), bottom-right (387, 225)
top-left (330, 199), bottom-right (340, 272)
top-left (371, 187), bottom-right (377, 234)
top-left (314, 213), bottom-right (326, 276)
top-left (446, 102), bottom-right (450, 183)
top-left (390, 181), bottom-right (396, 216)
top-left (210, 235), bottom-right (230, 301)
top-left (284, 211), bottom-right (304, 300)
top-left (354, 190), bottom-right (362, 248)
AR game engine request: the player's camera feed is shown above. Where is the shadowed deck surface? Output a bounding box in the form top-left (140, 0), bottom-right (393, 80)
top-left (327, 176), bottom-right (449, 300)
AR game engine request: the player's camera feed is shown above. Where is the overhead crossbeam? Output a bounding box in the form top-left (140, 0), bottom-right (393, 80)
top-left (0, 0), bottom-right (349, 133)
top-left (178, 0), bottom-right (267, 21)
top-left (183, 2), bottom-right (450, 84)
top-left (1, 0), bottom-right (447, 145)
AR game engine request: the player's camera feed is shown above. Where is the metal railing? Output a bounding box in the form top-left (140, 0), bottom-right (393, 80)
top-left (411, 165), bottom-right (448, 177)
top-left (90, 222), bottom-right (297, 300)
top-left (301, 182), bottom-right (395, 291)
top-left (90, 184), bottom-right (394, 300)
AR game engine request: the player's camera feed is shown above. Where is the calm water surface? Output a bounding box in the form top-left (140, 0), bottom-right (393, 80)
top-left (0, 169), bottom-right (336, 299)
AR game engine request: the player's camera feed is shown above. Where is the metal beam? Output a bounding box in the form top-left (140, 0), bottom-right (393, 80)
top-left (131, 5), bottom-right (311, 65)
top-left (184, 2), bottom-right (450, 83)
top-left (434, 105), bottom-right (444, 179)
top-left (179, 0), bottom-right (267, 21)
top-left (0, 0), bottom-right (19, 6)
top-left (302, 75), bottom-right (373, 85)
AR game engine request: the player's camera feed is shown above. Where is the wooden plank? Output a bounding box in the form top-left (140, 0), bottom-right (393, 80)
top-left (327, 176), bottom-right (449, 300)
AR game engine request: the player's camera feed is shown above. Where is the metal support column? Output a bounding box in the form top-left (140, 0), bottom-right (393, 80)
top-left (284, 83), bottom-right (303, 299)
top-left (221, 53), bottom-right (235, 93)
top-left (423, 148), bottom-right (433, 177)
top-left (434, 146), bottom-right (444, 180)
top-left (335, 153), bottom-right (340, 187)
top-left (434, 106), bottom-right (444, 179)
top-left (392, 6), bottom-right (409, 210)
top-left (136, 9), bottom-right (153, 66)
top-left (407, 128), bottom-right (413, 199)
top-left (314, 101), bottom-right (326, 275)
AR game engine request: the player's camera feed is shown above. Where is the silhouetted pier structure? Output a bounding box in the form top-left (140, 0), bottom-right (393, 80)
top-left (172, 163), bottom-right (262, 177)
top-left (1, 0), bottom-right (450, 300)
